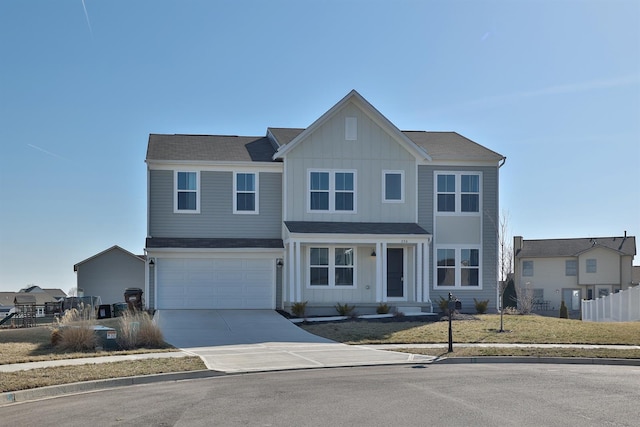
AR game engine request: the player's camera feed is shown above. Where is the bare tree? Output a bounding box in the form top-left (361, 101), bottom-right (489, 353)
top-left (67, 287), bottom-right (78, 297)
top-left (497, 210), bottom-right (513, 332)
top-left (516, 281), bottom-right (535, 314)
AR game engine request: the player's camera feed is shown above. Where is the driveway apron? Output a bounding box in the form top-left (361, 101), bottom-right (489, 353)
top-left (154, 310), bottom-right (434, 373)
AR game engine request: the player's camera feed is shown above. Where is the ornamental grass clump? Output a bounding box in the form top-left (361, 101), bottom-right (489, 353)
top-left (51, 305), bottom-right (97, 352)
top-left (117, 310), bottom-right (165, 350)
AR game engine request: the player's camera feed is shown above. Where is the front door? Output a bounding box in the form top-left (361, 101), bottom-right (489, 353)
top-left (387, 248), bottom-right (404, 298)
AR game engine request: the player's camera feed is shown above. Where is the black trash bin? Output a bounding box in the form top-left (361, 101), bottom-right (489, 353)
top-left (97, 304), bottom-right (112, 319)
top-left (124, 288), bottom-right (143, 311)
top-left (112, 302), bottom-right (127, 317)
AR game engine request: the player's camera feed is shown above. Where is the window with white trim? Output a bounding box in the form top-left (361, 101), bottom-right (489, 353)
top-left (383, 170), bottom-right (404, 203)
top-left (309, 247), bottom-right (355, 287)
top-left (435, 172), bottom-right (481, 214)
top-left (565, 260), bottom-right (577, 276)
top-left (522, 260), bottom-right (533, 277)
top-left (234, 172), bottom-right (258, 214)
top-left (175, 171), bottom-right (199, 213)
top-left (586, 259), bottom-right (597, 273)
top-left (436, 247), bottom-right (481, 288)
top-left (308, 170), bottom-right (356, 212)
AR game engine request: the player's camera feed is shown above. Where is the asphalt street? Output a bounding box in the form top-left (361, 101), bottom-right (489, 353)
top-left (1, 364), bottom-right (638, 427)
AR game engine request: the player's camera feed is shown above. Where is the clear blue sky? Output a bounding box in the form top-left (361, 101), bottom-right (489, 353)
top-left (1, 1), bottom-right (638, 293)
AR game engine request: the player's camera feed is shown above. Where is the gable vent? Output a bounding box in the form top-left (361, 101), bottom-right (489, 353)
top-left (345, 117), bottom-right (357, 140)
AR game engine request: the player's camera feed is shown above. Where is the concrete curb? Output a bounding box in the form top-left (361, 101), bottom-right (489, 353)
top-left (0, 370), bottom-right (224, 407)
top-left (430, 356), bottom-right (640, 366)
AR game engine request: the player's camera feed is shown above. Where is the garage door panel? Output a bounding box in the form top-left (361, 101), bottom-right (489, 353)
top-left (157, 257), bottom-right (274, 309)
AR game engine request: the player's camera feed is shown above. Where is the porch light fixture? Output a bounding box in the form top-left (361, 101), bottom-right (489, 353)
top-left (370, 250), bottom-right (376, 257)
top-left (276, 258), bottom-right (284, 268)
top-left (149, 258), bottom-right (155, 267)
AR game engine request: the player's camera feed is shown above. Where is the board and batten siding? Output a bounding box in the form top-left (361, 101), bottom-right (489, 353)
top-left (284, 102), bottom-right (417, 223)
top-left (418, 165), bottom-right (499, 310)
top-left (148, 169), bottom-right (282, 239)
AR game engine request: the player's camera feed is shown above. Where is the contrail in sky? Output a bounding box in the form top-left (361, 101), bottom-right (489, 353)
top-left (81, 0), bottom-right (93, 36)
top-left (27, 144), bottom-right (67, 160)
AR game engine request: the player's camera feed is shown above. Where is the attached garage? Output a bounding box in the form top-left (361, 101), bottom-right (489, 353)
top-left (156, 257), bottom-right (275, 309)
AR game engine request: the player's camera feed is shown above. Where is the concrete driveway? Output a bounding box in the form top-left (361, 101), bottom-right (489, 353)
top-left (154, 310), bottom-right (434, 373)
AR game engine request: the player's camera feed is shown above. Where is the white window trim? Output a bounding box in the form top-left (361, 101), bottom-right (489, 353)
top-left (307, 246), bottom-right (357, 288)
top-left (433, 245), bottom-right (482, 289)
top-left (434, 171), bottom-right (482, 216)
top-left (382, 170), bottom-right (404, 203)
top-left (233, 171), bottom-right (259, 215)
top-left (174, 171), bottom-right (200, 214)
top-left (586, 258), bottom-right (597, 273)
top-left (307, 169), bottom-right (357, 213)
top-left (522, 260), bottom-right (534, 277)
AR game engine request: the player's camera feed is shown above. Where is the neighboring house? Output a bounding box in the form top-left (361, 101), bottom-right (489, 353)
top-left (145, 90), bottom-right (505, 315)
top-left (1, 286), bottom-right (63, 317)
top-left (514, 234), bottom-right (637, 312)
top-left (74, 245), bottom-right (146, 306)
top-left (632, 266), bottom-right (640, 286)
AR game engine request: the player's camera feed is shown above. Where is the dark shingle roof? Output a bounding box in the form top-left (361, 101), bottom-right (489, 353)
top-left (517, 236), bottom-right (636, 258)
top-left (285, 222), bottom-right (430, 235)
top-left (268, 128), bottom-right (304, 148)
top-left (146, 134), bottom-right (277, 162)
top-left (146, 237), bottom-right (283, 249)
top-left (403, 131), bottom-right (504, 162)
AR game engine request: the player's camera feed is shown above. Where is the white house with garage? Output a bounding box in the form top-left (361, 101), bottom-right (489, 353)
top-left (144, 90), bottom-right (506, 315)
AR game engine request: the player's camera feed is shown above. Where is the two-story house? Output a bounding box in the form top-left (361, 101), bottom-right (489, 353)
top-left (514, 234), bottom-right (637, 312)
top-left (144, 90), bottom-right (505, 316)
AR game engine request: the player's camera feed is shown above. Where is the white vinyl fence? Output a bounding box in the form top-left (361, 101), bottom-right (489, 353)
top-left (582, 285), bottom-right (640, 322)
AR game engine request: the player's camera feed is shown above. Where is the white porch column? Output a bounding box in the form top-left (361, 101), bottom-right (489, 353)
top-left (375, 242), bottom-right (382, 302)
top-left (381, 242), bottom-right (388, 302)
top-left (423, 240), bottom-right (430, 302)
top-left (288, 241), bottom-right (295, 304)
top-left (295, 241), bottom-right (302, 303)
top-left (416, 243), bottom-right (423, 302)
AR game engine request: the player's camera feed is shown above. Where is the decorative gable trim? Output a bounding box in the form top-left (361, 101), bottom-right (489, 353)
top-left (272, 90), bottom-right (431, 162)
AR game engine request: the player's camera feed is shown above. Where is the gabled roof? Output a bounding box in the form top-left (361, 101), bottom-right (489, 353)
top-left (272, 90), bottom-right (431, 161)
top-left (516, 236), bottom-right (636, 258)
top-left (403, 131), bottom-right (504, 162)
top-left (74, 245), bottom-right (145, 272)
top-left (146, 134), bottom-right (276, 163)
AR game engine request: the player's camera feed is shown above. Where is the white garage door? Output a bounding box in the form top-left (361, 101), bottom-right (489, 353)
top-left (156, 258), bottom-right (274, 309)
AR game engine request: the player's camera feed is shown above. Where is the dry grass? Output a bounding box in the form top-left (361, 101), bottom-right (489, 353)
top-left (0, 357), bottom-right (207, 393)
top-left (299, 314), bottom-right (640, 345)
top-left (117, 311), bottom-right (165, 349)
top-left (393, 347), bottom-right (640, 359)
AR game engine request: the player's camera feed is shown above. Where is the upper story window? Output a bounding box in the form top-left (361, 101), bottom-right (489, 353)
top-left (586, 259), bottom-right (597, 273)
top-left (308, 170), bottom-right (356, 213)
top-left (436, 172), bottom-right (481, 214)
top-left (234, 172), bottom-right (258, 214)
top-left (175, 171), bottom-right (199, 213)
top-left (565, 260), bottom-right (577, 276)
top-left (522, 260), bottom-right (533, 277)
top-left (383, 170), bottom-right (404, 203)
top-left (436, 247), bottom-right (481, 288)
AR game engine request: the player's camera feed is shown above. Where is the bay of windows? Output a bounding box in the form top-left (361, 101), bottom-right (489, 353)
top-left (309, 170), bottom-right (355, 212)
top-left (436, 247), bottom-right (480, 288)
top-left (436, 172), bottom-right (480, 213)
top-left (309, 247), bottom-right (355, 287)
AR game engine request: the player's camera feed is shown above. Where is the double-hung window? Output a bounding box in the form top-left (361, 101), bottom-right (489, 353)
top-left (565, 260), bottom-right (577, 276)
top-left (586, 259), bottom-right (597, 273)
top-left (522, 260), bottom-right (534, 277)
top-left (234, 172), bottom-right (258, 214)
top-left (383, 170), bottom-right (404, 203)
top-left (175, 171), bottom-right (199, 213)
top-left (436, 247), bottom-right (481, 288)
top-left (436, 172), bottom-right (481, 213)
top-left (308, 170), bottom-right (356, 212)
top-left (309, 247), bottom-right (355, 287)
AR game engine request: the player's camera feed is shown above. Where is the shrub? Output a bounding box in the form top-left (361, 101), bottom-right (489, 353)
top-left (437, 296), bottom-right (450, 313)
top-left (473, 298), bottom-right (489, 314)
top-left (559, 300), bottom-right (569, 319)
top-left (291, 301), bottom-right (308, 318)
top-left (376, 303), bottom-right (390, 314)
top-left (118, 310), bottom-right (165, 350)
top-left (335, 302), bottom-right (356, 316)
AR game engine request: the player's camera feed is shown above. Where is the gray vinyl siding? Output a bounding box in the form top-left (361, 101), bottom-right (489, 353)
top-left (284, 102), bottom-right (417, 223)
top-left (418, 165), bottom-right (499, 311)
top-left (149, 169), bottom-right (282, 239)
top-left (76, 249), bottom-right (145, 306)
